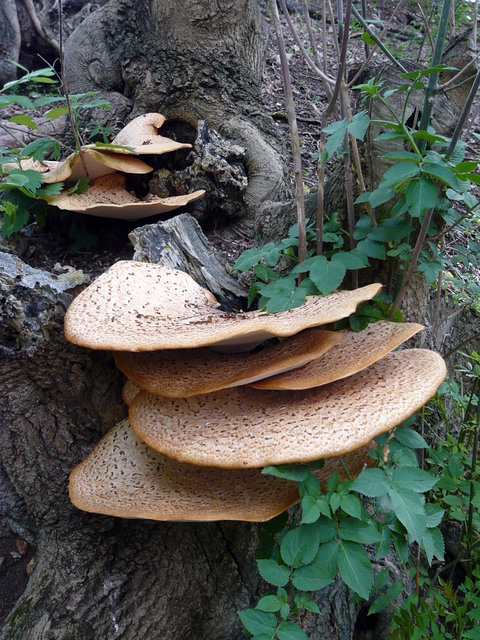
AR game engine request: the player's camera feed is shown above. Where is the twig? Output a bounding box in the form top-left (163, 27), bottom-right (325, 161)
top-left (437, 52), bottom-right (480, 91)
top-left (445, 332), bottom-right (480, 358)
top-left (417, 2), bottom-right (435, 52)
top-left (445, 69), bottom-right (480, 158)
top-left (361, 0), bottom-right (370, 59)
top-left (326, 0), bottom-right (341, 60)
top-left (302, 0), bottom-right (321, 69)
top-left (273, 0), bottom-right (307, 264)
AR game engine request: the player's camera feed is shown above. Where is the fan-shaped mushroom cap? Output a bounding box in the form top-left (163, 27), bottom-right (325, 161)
top-left (105, 113), bottom-right (191, 155)
top-left (41, 148), bottom-right (153, 184)
top-left (68, 419), bottom-right (373, 522)
top-left (64, 261), bottom-right (382, 351)
top-left (45, 174), bottom-right (205, 220)
top-left (251, 321), bottom-right (424, 390)
top-left (122, 379), bottom-right (141, 406)
top-left (129, 349), bottom-right (446, 468)
top-left (113, 329), bottom-right (341, 398)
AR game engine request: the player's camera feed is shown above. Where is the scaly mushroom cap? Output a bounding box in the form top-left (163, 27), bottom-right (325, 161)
top-left (129, 349), bottom-right (446, 468)
top-left (45, 174), bottom-right (205, 220)
top-left (69, 419), bottom-right (373, 522)
top-left (113, 328), bottom-right (341, 397)
top-left (64, 261), bottom-right (382, 351)
top-left (105, 113), bottom-right (191, 155)
top-left (122, 379), bottom-right (141, 406)
top-left (41, 148), bottom-right (153, 184)
top-left (251, 321), bottom-right (424, 390)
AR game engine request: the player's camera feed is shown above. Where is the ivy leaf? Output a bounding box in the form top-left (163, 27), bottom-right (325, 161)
top-left (388, 488), bottom-right (426, 543)
top-left (238, 609), bottom-right (276, 637)
top-left (280, 524), bottom-right (321, 569)
top-left (263, 278), bottom-right (306, 313)
top-left (391, 467), bottom-right (438, 493)
top-left (337, 541), bottom-right (373, 600)
top-left (404, 177), bottom-right (439, 217)
top-left (351, 468), bottom-right (390, 497)
top-left (308, 256), bottom-right (346, 295)
top-left (292, 541), bottom-right (338, 591)
top-left (256, 559), bottom-right (290, 587)
top-left (276, 621), bottom-right (309, 640)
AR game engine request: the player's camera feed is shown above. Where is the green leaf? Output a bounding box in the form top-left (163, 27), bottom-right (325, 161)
top-left (388, 488), bottom-right (426, 543)
top-left (8, 114), bottom-right (37, 129)
top-left (254, 263), bottom-right (278, 283)
top-left (301, 495), bottom-right (321, 524)
top-left (280, 525), bottom-right (321, 568)
top-left (388, 440), bottom-right (419, 467)
top-left (381, 162), bottom-right (420, 187)
top-left (355, 239), bottom-right (386, 260)
top-left (256, 595), bottom-right (282, 612)
top-left (425, 504), bottom-right (444, 529)
top-left (368, 594), bottom-right (389, 615)
top-left (45, 106), bottom-right (70, 119)
top-left (347, 111), bottom-right (370, 141)
top-left (376, 527), bottom-right (392, 559)
top-left (233, 248), bottom-right (262, 271)
top-left (292, 541), bottom-right (338, 591)
top-left (238, 609), bottom-right (277, 637)
top-left (256, 559), bottom-right (290, 587)
top-left (339, 518), bottom-right (382, 544)
top-left (369, 219), bottom-right (411, 242)
top-left (351, 468), bottom-right (390, 497)
top-left (37, 182), bottom-right (63, 197)
top-left (337, 541), bottom-right (373, 600)
top-left (404, 177), bottom-right (439, 218)
top-left (308, 256), bottom-right (346, 295)
top-left (368, 186), bottom-right (396, 208)
top-left (393, 424), bottom-right (428, 449)
top-left (421, 527), bottom-right (443, 566)
top-left (391, 467), bottom-right (438, 493)
top-left (339, 494), bottom-right (363, 519)
top-left (331, 251), bottom-right (368, 270)
top-left (20, 137), bottom-right (61, 162)
top-left (303, 601), bottom-right (320, 614)
top-left (263, 278), bottom-right (306, 313)
top-left (421, 163), bottom-right (464, 191)
top-left (262, 464), bottom-right (309, 482)
top-left (383, 151), bottom-right (420, 162)
top-left (0, 200), bottom-right (29, 237)
top-left (276, 621), bottom-right (309, 640)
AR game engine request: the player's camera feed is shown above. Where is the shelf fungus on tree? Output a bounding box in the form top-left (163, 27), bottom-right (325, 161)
top-left (128, 350), bottom-right (446, 469)
top-left (113, 328), bottom-right (341, 397)
top-left (250, 320), bottom-right (425, 390)
top-left (45, 174), bottom-right (205, 220)
top-left (63, 260), bottom-right (382, 351)
top-left (68, 418), bottom-right (373, 522)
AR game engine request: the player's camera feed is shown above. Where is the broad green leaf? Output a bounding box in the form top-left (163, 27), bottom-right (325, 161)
top-left (301, 495), bottom-right (321, 524)
top-left (421, 163), bottom-right (464, 191)
top-left (254, 263), bottom-right (278, 283)
top-left (421, 527), bottom-right (444, 565)
top-left (37, 182), bottom-right (63, 197)
top-left (369, 219), bottom-right (411, 242)
top-left (337, 541), bottom-right (373, 600)
top-left (308, 256), bottom-right (346, 295)
top-left (262, 464), bottom-right (309, 482)
top-left (280, 524), bottom-right (321, 568)
top-left (404, 177), bottom-right (438, 217)
top-left (323, 122), bottom-right (348, 163)
top-left (391, 467), bottom-right (438, 493)
top-left (455, 161), bottom-right (478, 172)
top-left (353, 215), bottom-right (372, 240)
top-left (46, 106), bottom-right (70, 119)
top-left (388, 488), bottom-right (426, 542)
top-left (303, 601), bottom-right (320, 614)
top-left (20, 137), bottom-right (60, 161)
top-left (331, 251), bottom-right (368, 270)
top-left (238, 609), bottom-right (277, 636)
top-left (0, 200), bottom-right (29, 237)
top-left (256, 559), bottom-right (290, 587)
top-left (393, 424), bottom-right (427, 449)
top-left (8, 115), bottom-right (37, 129)
top-left (302, 472), bottom-right (320, 497)
top-left (388, 440), bottom-right (419, 467)
top-left (381, 162), bottom-right (420, 187)
top-left (338, 518), bottom-right (382, 544)
top-left (376, 527), bottom-right (392, 559)
top-left (351, 468), bottom-right (390, 497)
top-left (256, 595), bottom-right (282, 612)
top-left (368, 186), bottom-right (396, 208)
top-left (276, 621), bottom-right (309, 640)
top-left (233, 248), bottom-right (262, 271)
top-left (368, 594), bottom-right (389, 615)
top-left (339, 494), bottom-right (363, 519)
top-left (383, 151), bottom-right (420, 162)
top-left (292, 541), bottom-right (338, 591)
top-left (347, 111), bottom-right (370, 141)
top-left (355, 239), bottom-right (386, 260)
top-left (263, 278), bottom-right (306, 312)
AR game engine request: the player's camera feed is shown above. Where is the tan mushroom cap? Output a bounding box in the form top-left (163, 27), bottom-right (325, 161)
top-left (68, 419), bottom-right (373, 522)
top-left (99, 113), bottom-right (191, 155)
top-left (129, 349), bottom-right (446, 468)
top-left (113, 328), bottom-right (341, 398)
top-left (45, 174), bottom-right (205, 220)
top-left (2, 157), bottom-right (61, 177)
top-left (122, 379), bottom-right (141, 406)
top-left (251, 321), bottom-right (424, 390)
top-left (64, 261), bottom-right (382, 351)
top-left (41, 148), bottom-right (153, 184)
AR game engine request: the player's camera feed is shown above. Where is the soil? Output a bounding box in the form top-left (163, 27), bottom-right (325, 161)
top-left (1, 0), bottom-right (479, 627)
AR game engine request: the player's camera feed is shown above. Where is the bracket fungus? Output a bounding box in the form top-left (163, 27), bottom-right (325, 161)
top-left (65, 262), bottom-right (446, 522)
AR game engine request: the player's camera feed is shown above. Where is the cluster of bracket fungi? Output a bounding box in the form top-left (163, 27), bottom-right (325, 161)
top-left (65, 260), bottom-right (447, 522)
top-left (14, 113), bottom-right (205, 220)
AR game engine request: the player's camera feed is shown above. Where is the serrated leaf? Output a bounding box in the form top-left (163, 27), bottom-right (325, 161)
top-left (393, 424), bottom-right (428, 449)
top-left (388, 488), bottom-right (426, 543)
top-left (339, 494), bottom-right (363, 519)
top-left (376, 527), bottom-right (392, 559)
top-left (254, 263), bottom-right (278, 283)
top-left (0, 200), bottom-right (29, 237)
top-left (301, 495), bottom-right (321, 524)
top-left (388, 440), bottom-right (419, 467)
top-left (292, 540), bottom-right (338, 591)
top-left (233, 248), bottom-right (262, 271)
top-left (256, 559), bottom-right (290, 587)
top-left (262, 464), bottom-right (309, 482)
top-left (391, 467), bottom-right (438, 493)
top-left (355, 239), bottom-right (386, 260)
top-left (339, 518), bottom-right (382, 544)
top-left (421, 527), bottom-right (444, 565)
top-left (383, 151), bottom-right (420, 162)
top-left (276, 621), bottom-right (309, 640)
top-left (337, 541), bottom-right (373, 600)
top-left (347, 111), bottom-right (370, 141)
top-left (280, 525), bottom-right (321, 568)
top-left (351, 468), bottom-right (390, 497)
top-left (238, 609), bottom-right (277, 636)
top-left (256, 595), bottom-right (282, 612)
top-left (308, 256), bottom-right (346, 295)
top-left (381, 162), bottom-right (420, 187)
top-left (369, 186), bottom-right (396, 208)
top-left (421, 163), bottom-right (463, 191)
top-left (404, 177), bottom-right (439, 217)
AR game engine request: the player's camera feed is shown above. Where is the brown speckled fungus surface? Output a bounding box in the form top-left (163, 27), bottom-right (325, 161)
top-left (128, 349), bottom-right (446, 468)
top-left (64, 260), bottom-right (382, 351)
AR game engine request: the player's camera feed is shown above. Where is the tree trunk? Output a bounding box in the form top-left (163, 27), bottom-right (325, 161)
top-left (63, 0), bottom-right (289, 238)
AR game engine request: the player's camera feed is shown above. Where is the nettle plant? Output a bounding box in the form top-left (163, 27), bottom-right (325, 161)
top-left (238, 419), bottom-right (445, 640)
top-left (234, 65), bottom-right (480, 323)
top-left (0, 62), bottom-right (111, 241)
